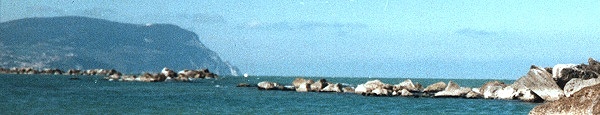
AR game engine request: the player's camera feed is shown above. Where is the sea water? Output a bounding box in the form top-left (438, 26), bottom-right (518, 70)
top-left (0, 74), bottom-right (538, 114)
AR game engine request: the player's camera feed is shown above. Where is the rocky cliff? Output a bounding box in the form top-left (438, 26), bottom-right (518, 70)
top-left (0, 16), bottom-right (239, 76)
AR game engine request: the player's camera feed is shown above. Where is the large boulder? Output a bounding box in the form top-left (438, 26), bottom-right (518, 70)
top-left (434, 81), bottom-right (470, 97)
top-left (479, 81), bottom-right (507, 99)
top-left (529, 84), bottom-right (600, 114)
top-left (423, 81), bottom-right (447, 93)
top-left (513, 65), bottom-right (564, 101)
top-left (563, 78), bottom-right (600, 97)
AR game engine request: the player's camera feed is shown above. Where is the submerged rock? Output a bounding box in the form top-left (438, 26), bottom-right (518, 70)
top-left (236, 83), bottom-right (252, 87)
top-left (529, 84), bottom-right (600, 114)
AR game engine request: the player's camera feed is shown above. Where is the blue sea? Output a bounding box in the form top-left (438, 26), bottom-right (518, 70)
top-left (1, 74), bottom-right (538, 114)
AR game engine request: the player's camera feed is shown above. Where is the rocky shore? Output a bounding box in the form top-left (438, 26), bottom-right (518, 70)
top-left (247, 58), bottom-right (600, 114)
top-left (0, 67), bottom-right (217, 82)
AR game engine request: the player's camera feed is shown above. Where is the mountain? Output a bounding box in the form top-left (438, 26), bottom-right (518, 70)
top-left (0, 16), bottom-right (239, 76)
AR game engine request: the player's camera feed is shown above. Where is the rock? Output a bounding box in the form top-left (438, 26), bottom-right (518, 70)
top-left (400, 89), bottom-right (413, 96)
top-left (67, 69), bottom-right (82, 75)
top-left (342, 87), bottom-right (355, 93)
top-left (354, 84), bottom-right (368, 94)
top-left (495, 86), bottom-right (516, 100)
top-left (434, 81), bottom-right (471, 97)
top-left (257, 81), bottom-right (278, 90)
top-left (563, 78), bottom-right (600, 97)
top-left (465, 91), bottom-right (482, 99)
top-left (552, 64), bottom-right (578, 86)
top-left (372, 87), bottom-right (390, 96)
top-left (292, 78), bottom-right (309, 88)
top-left (310, 79), bottom-right (328, 92)
top-left (394, 79), bottom-right (423, 92)
top-left (178, 70), bottom-right (201, 78)
top-left (515, 88), bottom-right (541, 102)
top-left (236, 83), bottom-right (251, 87)
top-left (395, 79), bottom-right (420, 92)
top-left (161, 67), bottom-right (177, 78)
top-left (174, 75), bottom-right (190, 82)
top-left (479, 81), bottom-right (507, 99)
top-left (106, 74), bottom-right (121, 81)
top-left (355, 79), bottom-right (392, 95)
top-left (529, 84), bottom-right (600, 114)
top-left (121, 75), bottom-right (136, 82)
top-left (587, 57), bottom-right (600, 72)
top-left (41, 68), bottom-right (63, 75)
top-left (279, 85), bottom-right (296, 91)
top-left (424, 81), bottom-right (447, 93)
top-left (321, 83), bottom-right (342, 92)
top-left (513, 65), bottom-right (564, 101)
top-left (296, 82), bottom-right (311, 92)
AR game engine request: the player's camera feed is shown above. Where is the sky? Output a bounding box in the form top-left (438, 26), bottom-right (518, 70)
top-left (2, 0), bottom-right (600, 79)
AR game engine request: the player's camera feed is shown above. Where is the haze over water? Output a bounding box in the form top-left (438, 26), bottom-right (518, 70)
top-left (2, 0), bottom-right (600, 79)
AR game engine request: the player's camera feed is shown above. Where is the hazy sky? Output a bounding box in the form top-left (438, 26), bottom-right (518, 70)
top-left (2, 0), bottom-right (600, 79)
